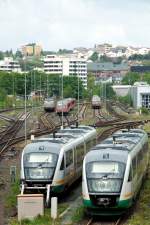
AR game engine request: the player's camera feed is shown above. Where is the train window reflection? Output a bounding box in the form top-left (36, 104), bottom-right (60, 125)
top-left (92, 162), bottom-right (119, 174)
top-left (28, 153), bottom-right (53, 163)
top-left (86, 161), bottom-right (125, 179)
top-left (24, 152), bottom-right (58, 165)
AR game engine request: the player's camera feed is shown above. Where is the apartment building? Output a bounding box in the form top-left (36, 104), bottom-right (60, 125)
top-left (0, 57), bottom-right (21, 72)
top-left (87, 62), bottom-right (129, 83)
top-left (21, 43), bottom-right (42, 57)
top-left (43, 55), bottom-right (87, 88)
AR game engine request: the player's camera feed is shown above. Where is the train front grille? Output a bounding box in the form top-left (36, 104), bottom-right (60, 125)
top-left (89, 194), bottom-right (120, 207)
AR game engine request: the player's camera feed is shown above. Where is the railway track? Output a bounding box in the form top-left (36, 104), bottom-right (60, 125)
top-left (86, 217), bottom-right (121, 225)
top-left (95, 101), bottom-right (127, 128)
top-left (0, 112), bottom-right (31, 156)
top-left (97, 119), bottom-right (149, 142)
top-left (0, 112), bottom-right (30, 142)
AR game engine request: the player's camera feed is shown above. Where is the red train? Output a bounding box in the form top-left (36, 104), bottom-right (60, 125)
top-left (56, 98), bottom-right (76, 115)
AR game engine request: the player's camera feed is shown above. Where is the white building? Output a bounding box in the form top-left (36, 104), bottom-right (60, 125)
top-left (112, 85), bottom-right (131, 97)
top-left (44, 55), bottom-right (87, 88)
top-left (130, 82), bottom-right (150, 109)
top-left (0, 57), bottom-right (21, 72)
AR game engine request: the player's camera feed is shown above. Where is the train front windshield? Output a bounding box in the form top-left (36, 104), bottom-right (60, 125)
top-left (23, 152), bottom-right (58, 180)
top-left (86, 161), bottom-right (125, 193)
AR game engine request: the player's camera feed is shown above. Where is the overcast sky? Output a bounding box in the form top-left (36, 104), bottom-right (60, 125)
top-left (0, 0), bottom-right (150, 51)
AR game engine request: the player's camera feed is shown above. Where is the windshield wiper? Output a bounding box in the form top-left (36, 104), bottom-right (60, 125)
top-left (100, 168), bottom-right (117, 179)
top-left (37, 157), bottom-right (50, 168)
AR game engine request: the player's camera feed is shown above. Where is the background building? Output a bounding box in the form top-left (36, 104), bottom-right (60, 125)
top-left (130, 82), bottom-right (150, 109)
top-left (112, 82), bottom-right (150, 110)
top-left (21, 43), bottom-right (42, 57)
top-left (44, 55), bottom-right (87, 88)
top-left (130, 65), bottom-right (150, 73)
top-left (0, 57), bottom-right (21, 72)
top-left (112, 85), bottom-right (131, 96)
top-left (87, 62), bottom-right (129, 83)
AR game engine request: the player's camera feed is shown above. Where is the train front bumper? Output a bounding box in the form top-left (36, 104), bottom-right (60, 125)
top-left (83, 198), bottom-right (133, 216)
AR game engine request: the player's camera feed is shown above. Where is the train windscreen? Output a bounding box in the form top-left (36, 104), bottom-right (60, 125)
top-left (86, 161), bottom-right (125, 193)
top-left (23, 152), bottom-right (58, 180)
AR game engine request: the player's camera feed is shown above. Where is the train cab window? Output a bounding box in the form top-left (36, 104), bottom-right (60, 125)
top-left (66, 149), bottom-right (73, 167)
top-left (60, 156), bottom-right (64, 170)
top-left (128, 166), bottom-right (132, 182)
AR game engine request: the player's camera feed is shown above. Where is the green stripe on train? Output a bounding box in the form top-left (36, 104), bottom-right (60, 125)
top-left (52, 185), bottom-right (65, 193)
top-left (83, 198), bottom-right (132, 209)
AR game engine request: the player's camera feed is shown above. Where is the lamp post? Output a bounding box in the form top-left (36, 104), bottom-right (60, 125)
top-left (47, 73), bottom-right (49, 97)
top-left (24, 68), bottom-right (27, 144)
top-left (61, 73), bottom-right (64, 129)
top-left (77, 61), bottom-right (80, 124)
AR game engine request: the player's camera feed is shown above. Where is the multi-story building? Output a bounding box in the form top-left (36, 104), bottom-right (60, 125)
top-left (43, 55), bottom-right (87, 88)
top-left (0, 57), bottom-right (21, 72)
top-left (87, 62), bottom-right (129, 84)
top-left (21, 43), bottom-right (42, 57)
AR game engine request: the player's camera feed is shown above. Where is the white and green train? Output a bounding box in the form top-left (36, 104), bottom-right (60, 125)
top-left (82, 129), bottom-right (149, 215)
top-left (20, 125), bottom-right (97, 205)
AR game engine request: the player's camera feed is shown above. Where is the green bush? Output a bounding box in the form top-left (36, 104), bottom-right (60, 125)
top-left (140, 107), bottom-right (149, 115)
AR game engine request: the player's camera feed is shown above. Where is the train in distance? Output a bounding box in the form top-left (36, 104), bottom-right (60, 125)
top-left (56, 98), bottom-right (76, 115)
top-left (82, 128), bottom-right (149, 215)
top-left (91, 95), bottom-right (101, 109)
top-left (43, 97), bottom-right (76, 113)
top-left (20, 125), bottom-right (97, 206)
top-left (43, 97), bottom-right (56, 112)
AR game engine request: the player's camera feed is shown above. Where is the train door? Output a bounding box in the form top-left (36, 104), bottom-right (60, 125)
top-left (65, 148), bottom-right (75, 186)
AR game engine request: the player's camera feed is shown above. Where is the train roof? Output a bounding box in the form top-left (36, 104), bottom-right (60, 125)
top-left (84, 129), bottom-right (147, 164)
top-left (22, 125), bottom-right (96, 154)
top-left (85, 149), bottom-right (128, 164)
top-left (22, 141), bottom-right (62, 155)
top-left (44, 97), bottom-right (55, 101)
top-left (58, 125), bottom-right (96, 135)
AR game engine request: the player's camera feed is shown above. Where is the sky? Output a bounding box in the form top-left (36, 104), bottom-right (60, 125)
top-left (0, 0), bottom-right (150, 51)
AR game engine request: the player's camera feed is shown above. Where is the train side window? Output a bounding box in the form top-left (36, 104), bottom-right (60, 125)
top-left (132, 157), bottom-right (137, 177)
top-left (66, 149), bottom-right (73, 167)
top-left (128, 166), bottom-right (132, 182)
top-left (76, 144), bottom-right (84, 167)
top-left (60, 156), bottom-right (64, 170)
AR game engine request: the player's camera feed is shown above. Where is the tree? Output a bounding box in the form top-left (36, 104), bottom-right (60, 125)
top-left (15, 50), bottom-right (22, 59)
top-left (90, 52), bottom-right (99, 62)
top-left (105, 83), bottom-right (116, 99)
top-left (0, 51), bottom-right (4, 60)
top-left (58, 49), bottom-right (73, 54)
top-left (100, 54), bottom-right (112, 62)
top-left (122, 72), bottom-right (141, 85)
top-left (118, 94), bottom-right (132, 106)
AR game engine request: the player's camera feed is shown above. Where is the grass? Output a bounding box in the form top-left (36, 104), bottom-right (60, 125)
top-left (9, 204), bottom-right (69, 225)
top-left (71, 206), bottom-right (84, 224)
top-left (144, 122), bottom-right (150, 133)
top-left (5, 179), bottom-right (20, 210)
top-left (125, 139), bottom-right (150, 225)
top-left (9, 209), bottom-right (61, 225)
top-left (125, 178), bottom-right (150, 225)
